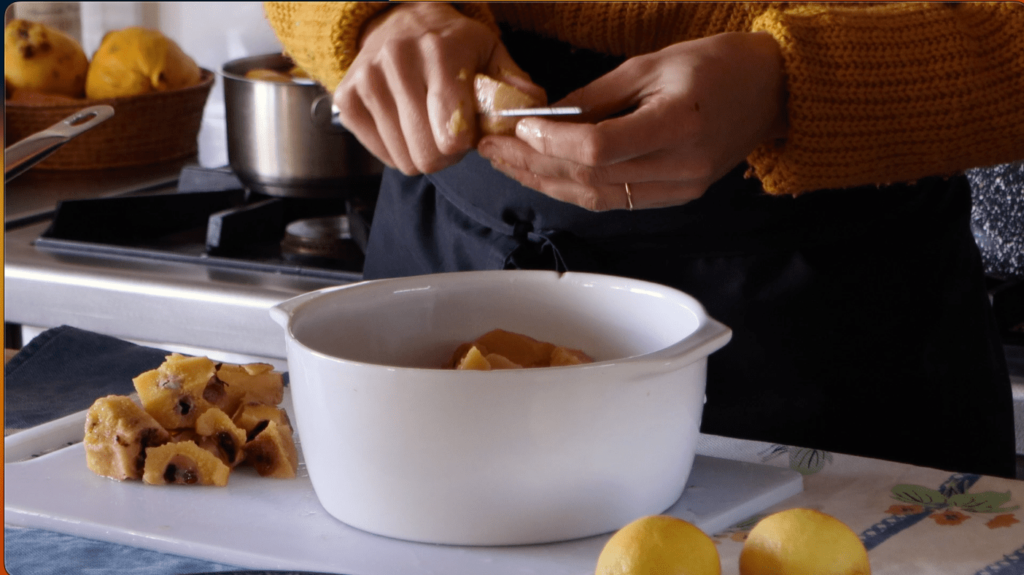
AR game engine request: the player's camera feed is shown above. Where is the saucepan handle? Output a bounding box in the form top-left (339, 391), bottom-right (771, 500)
top-left (310, 94), bottom-right (351, 133)
top-left (4, 104), bottom-right (115, 183)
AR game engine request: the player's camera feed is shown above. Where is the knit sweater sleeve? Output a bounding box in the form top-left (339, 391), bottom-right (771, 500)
top-left (747, 2), bottom-right (1024, 196)
top-left (262, 2), bottom-right (499, 92)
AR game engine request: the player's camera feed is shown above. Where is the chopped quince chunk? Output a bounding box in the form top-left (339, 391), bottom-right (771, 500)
top-left (550, 346), bottom-right (590, 367)
top-left (133, 354), bottom-right (216, 430)
top-left (193, 407), bottom-right (247, 467)
top-left (232, 402), bottom-right (293, 440)
top-left (143, 440), bottom-right (231, 486)
top-left (244, 420), bottom-right (298, 479)
top-left (449, 329), bottom-right (594, 369)
top-left (84, 395), bottom-right (171, 480)
top-left (214, 362), bottom-right (284, 414)
top-left (456, 346), bottom-right (491, 370)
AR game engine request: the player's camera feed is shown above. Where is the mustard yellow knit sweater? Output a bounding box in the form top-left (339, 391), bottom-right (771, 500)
top-left (263, 2), bottom-right (1024, 197)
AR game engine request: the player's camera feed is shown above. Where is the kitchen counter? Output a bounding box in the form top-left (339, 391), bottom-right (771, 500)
top-left (5, 218), bottom-right (335, 361)
top-left (4, 328), bottom-right (1024, 575)
top-left (4, 161), bottom-right (349, 362)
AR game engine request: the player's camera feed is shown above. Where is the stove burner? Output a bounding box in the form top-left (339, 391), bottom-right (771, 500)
top-left (281, 216), bottom-right (362, 263)
top-left (32, 165), bottom-right (377, 281)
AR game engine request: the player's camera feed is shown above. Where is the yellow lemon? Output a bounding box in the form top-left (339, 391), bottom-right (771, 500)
top-left (739, 508), bottom-right (871, 575)
top-left (596, 515), bottom-right (721, 575)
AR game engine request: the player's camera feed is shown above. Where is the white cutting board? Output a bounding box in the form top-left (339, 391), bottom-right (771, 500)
top-left (5, 391), bottom-right (802, 574)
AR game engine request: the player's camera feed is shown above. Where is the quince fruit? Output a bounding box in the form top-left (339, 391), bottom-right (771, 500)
top-left (473, 74), bottom-right (543, 136)
top-left (85, 27), bottom-right (201, 99)
top-left (4, 19), bottom-right (89, 98)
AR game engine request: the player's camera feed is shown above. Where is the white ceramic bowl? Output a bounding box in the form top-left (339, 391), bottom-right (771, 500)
top-left (270, 270), bottom-right (731, 546)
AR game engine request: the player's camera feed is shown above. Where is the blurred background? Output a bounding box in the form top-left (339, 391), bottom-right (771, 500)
top-left (5, 1), bottom-right (284, 167)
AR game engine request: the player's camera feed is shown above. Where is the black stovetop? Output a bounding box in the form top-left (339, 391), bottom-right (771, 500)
top-left (33, 166), bottom-right (378, 282)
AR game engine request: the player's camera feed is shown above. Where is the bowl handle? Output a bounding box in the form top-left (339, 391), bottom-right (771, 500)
top-left (642, 318), bottom-right (733, 371)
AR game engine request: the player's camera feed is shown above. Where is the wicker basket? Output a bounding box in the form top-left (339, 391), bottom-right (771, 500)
top-left (4, 69), bottom-right (215, 170)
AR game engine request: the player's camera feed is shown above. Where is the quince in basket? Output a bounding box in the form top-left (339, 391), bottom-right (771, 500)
top-left (4, 19), bottom-right (89, 98)
top-left (84, 354), bottom-right (296, 486)
top-left (85, 27), bottom-right (201, 99)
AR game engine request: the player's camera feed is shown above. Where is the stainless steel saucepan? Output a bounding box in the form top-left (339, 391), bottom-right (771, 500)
top-left (4, 105), bottom-right (115, 183)
top-left (221, 54), bottom-right (384, 198)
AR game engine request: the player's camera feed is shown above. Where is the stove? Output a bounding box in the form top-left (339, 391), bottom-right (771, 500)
top-left (35, 165), bottom-right (373, 280)
top-left (4, 160), bottom-right (376, 363)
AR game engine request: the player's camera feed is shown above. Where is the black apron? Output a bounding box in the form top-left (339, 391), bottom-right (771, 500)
top-left (361, 28), bottom-right (1016, 478)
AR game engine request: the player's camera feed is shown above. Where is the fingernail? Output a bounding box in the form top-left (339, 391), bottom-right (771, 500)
top-left (489, 158), bottom-right (511, 175)
top-left (477, 141), bottom-right (494, 158)
top-left (515, 119), bottom-right (541, 140)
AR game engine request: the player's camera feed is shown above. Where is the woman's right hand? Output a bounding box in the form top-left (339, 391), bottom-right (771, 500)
top-left (334, 3), bottom-right (545, 175)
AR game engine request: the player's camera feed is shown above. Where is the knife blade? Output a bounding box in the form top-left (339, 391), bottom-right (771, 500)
top-left (486, 106), bottom-right (583, 117)
top-left (327, 102), bottom-right (583, 127)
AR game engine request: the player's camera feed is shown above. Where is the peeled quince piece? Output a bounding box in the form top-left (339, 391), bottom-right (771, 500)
top-left (132, 353), bottom-right (217, 430)
top-left (84, 395), bottom-right (171, 481)
top-left (4, 19), bottom-right (89, 98)
top-left (193, 407), bottom-right (248, 468)
top-left (232, 402), bottom-right (293, 440)
top-left (143, 440), bottom-right (231, 486)
top-left (85, 27), bottom-right (201, 99)
top-left (448, 329), bottom-right (594, 369)
top-left (213, 362), bottom-right (284, 415)
top-left (473, 74), bottom-right (543, 136)
top-left (244, 420), bottom-right (299, 479)
top-left (455, 345), bottom-right (524, 371)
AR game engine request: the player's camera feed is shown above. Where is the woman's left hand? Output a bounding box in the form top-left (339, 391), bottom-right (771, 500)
top-left (477, 31), bottom-right (788, 211)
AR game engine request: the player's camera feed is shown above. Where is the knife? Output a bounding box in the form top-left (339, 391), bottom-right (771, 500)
top-left (326, 101), bottom-right (583, 128)
top-left (487, 106), bottom-right (583, 117)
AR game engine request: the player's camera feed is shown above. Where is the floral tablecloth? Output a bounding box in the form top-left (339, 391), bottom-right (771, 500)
top-left (695, 434), bottom-right (1024, 575)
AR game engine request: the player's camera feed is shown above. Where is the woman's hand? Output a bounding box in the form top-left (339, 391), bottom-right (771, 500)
top-left (477, 31), bottom-right (788, 211)
top-left (334, 3), bottom-right (545, 175)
